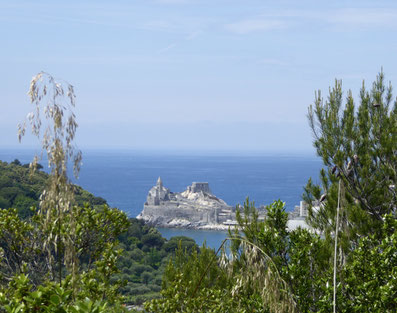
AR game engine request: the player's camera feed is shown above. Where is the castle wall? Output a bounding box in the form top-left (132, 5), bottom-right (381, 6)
top-left (143, 203), bottom-right (213, 223)
top-left (141, 179), bottom-right (234, 227)
top-left (189, 182), bottom-right (211, 194)
top-left (143, 203), bottom-right (233, 225)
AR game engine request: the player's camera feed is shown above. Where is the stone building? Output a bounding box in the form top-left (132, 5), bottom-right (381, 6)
top-left (146, 177), bottom-right (170, 205)
top-left (138, 178), bottom-right (234, 228)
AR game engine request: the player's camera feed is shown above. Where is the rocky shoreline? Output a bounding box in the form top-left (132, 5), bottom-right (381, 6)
top-left (139, 216), bottom-right (310, 231)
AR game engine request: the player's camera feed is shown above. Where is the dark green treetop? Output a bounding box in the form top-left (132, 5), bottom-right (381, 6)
top-left (305, 71), bottom-right (397, 245)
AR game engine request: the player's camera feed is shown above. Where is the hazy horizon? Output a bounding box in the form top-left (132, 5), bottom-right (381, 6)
top-left (2, 1), bottom-right (397, 152)
top-left (0, 145), bottom-right (318, 157)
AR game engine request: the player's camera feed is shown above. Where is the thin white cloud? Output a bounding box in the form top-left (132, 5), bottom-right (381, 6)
top-left (157, 43), bottom-right (178, 54)
top-left (225, 19), bottom-right (287, 34)
top-left (224, 7), bottom-right (397, 35)
top-left (186, 30), bottom-right (203, 40)
top-left (0, 2), bottom-right (210, 35)
top-left (157, 30), bottom-right (203, 53)
top-left (140, 16), bottom-right (215, 34)
top-left (325, 8), bottom-right (397, 30)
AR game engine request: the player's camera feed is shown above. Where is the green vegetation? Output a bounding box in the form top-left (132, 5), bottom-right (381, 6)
top-left (305, 70), bottom-right (397, 252)
top-left (0, 157), bottom-right (198, 308)
top-left (146, 72), bottom-right (397, 312)
top-left (0, 158), bottom-right (198, 308)
top-left (0, 159), bottom-right (197, 307)
top-left (116, 219), bottom-right (198, 305)
top-left (0, 72), bottom-right (127, 312)
top-left (147, 200), bottom-right (317, 312)
top-left (0, 201), bottom-right (197, 310)
top-left (0, 204), bottom-right (129, 312)
top-left (148, 199), bottom-right (396, 312)
top-left (0, 160), bottom-right (107, 219)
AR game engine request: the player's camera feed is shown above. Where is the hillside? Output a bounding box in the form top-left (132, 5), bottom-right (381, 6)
top-left (0, 159), bottom-right (107, 218)
top-left (116, 219), bottom-right (197, 305)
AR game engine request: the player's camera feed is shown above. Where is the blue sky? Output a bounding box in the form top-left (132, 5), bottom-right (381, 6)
top-left (1, 0), bottom-right (397, 152)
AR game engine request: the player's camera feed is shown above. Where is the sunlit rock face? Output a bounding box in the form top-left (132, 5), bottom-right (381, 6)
top-left (137, 177), bottom-right (235, 229)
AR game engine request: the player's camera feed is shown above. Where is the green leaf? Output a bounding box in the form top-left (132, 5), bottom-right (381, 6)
top-left (50, 294), bottom-right (61, 305)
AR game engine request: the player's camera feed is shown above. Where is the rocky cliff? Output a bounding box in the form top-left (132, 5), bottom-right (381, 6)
top-left (137, 177), bottom-right (235, 229)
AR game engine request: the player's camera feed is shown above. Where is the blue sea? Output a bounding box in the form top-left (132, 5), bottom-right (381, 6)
top-left (0, 149), bottom-right (323, 248)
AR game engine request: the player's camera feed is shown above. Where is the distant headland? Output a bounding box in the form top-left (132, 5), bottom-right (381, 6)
top-left (137, 177), bottom-right (310, 230)
top-left (137, 177), bottom-right (236, 229)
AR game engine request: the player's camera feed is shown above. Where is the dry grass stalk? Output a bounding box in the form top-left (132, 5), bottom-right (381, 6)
top-left (223, 237), bottom-right (297, 313)
top-left (18, 72), bottom-right (82, 288)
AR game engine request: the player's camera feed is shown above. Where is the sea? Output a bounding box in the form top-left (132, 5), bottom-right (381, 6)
top-left (0, 148), bottom-right (323, 249)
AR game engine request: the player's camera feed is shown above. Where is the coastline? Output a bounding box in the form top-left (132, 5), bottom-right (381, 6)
top-left (147, 217), bottom-right (310, 231)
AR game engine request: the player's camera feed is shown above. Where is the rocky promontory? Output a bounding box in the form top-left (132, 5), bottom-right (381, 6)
top-left (137, 177), bottom-right (311, 230)
top-left (137, 177), bottom-right (236, 229)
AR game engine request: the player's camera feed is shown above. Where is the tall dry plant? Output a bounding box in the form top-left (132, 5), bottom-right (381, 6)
top-left (18, 72), bottom-right (82, 286)
top-left (221, 238), bottom-right (297, 313)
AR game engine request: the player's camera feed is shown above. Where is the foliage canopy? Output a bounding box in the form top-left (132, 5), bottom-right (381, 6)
top-left (305, 71), bottom-right (396, 243)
